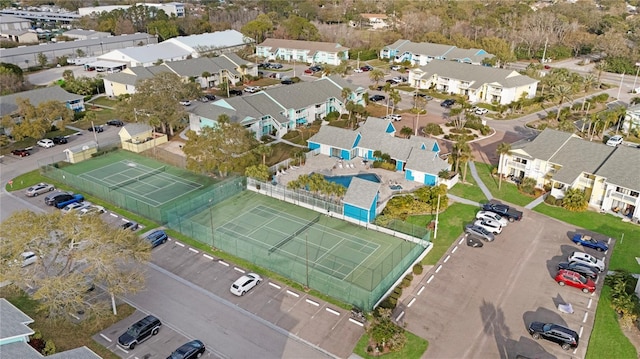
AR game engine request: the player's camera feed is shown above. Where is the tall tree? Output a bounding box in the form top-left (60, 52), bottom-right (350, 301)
top-left (400, 126), bottom-right (413, 138)
top-left (551, 84), bottom-right (574, 121)
top-left (254, 144), bottom-right (273, 166)
top-left (0, 211), bottom-right (150, 319)
top-left (281, 15), bottom-right (320, 41)
top-left (240, 14), bottom-right (273, 43)
top-left (369, 69), bottom-right (385, 86)
top-left (389, 89), bottom-right (401, 115)
top-left (496, 142), bottom-right (512, 190)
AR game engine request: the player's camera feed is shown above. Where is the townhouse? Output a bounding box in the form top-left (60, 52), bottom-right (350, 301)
top-left (0, 15), bottom-right (37, 44)
top-left (409, 60), bottom-right (538, 105)
top-left (256, 39), bottom-right (349, 66)
top-left (0, 86), bottom-right (85, 115)
top-left (380, 39), bottom-right (493, 66)
top-left (188, 75), bottom-right (365, 140)
top-left (500, 129), bottom-right (640, 221)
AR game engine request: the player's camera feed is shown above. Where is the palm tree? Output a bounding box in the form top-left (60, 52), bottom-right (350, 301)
top-left (369, 69), bottom-right (385, 86)
top-left (400, 126), bottom-right (413, 138)
top-left (254, 144), bottom-right (273, 166)
top-left (496, 142), bottom-right (511, 190)
top-left (582, 74), bottom-right (597, 93)
top-left (201, 71), bottom-right (212, 88)
top-left (389, 89), bottom-right (401, 115)
top-left (459, 144), bottom-right (474, 183)
top-left (451, 139), bottom-right (470, 174)
top-left (552, 84), bottom-right (573, 121)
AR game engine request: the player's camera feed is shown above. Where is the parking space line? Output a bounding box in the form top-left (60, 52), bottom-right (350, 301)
top-left (452, 246), bottom-right (458, 253)
top-left (234, 267), bottom-right (245, 273)
top-left (268, 282), bottom-right (281, 289)
top-left (176, 242), bottom-right (185, 247)
top-left (427, 275), bottom-right (434, 284)
top-left (407, 298), bottom-right (416, 307)
top-left (203, 254), bottom-right (213, 260)
top-left (305, 299), bottom-right (319, 306)
top-left (116, 346), bottom-right (129, 354)
top-left (435, 264), bottom-right (443, 273)
top-left (583, 312), bottom-right (588, 323)
top-left (395, 311), bottom-right (405, 322)
top-left (444, 255), bottom-right (451, 263)
top-left (458, 238), bottom-right (464, 245)
top-left (218, 260), bottom-right (229, 266)
top-left (587, 298), bottom-right (593, 309)
top-left (99, 333), bottom-right (112, 342)
top-left (109, 213), bottom-right (118, 218)
top-left (188, 247), bottom-right (198, 253)
top-left (417, 285), bottom-right (425, 295)
top-left (325, 307), bottom-right (340, 316)
top-left (286, 290), bottom-right (299, 297)
top-left (349, 318), bottom-right (365, 326)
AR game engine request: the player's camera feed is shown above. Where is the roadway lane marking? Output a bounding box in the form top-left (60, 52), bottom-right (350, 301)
top-left (395, 311), bottom-right (404, 322)
top-left (349, 318), bottom-right (365, 326)
top-left (218, 260), bottom-right (229, 266)
top-left (203, 254), bottom-right (213, 260)
top-left (325, 308), bottom-right (340, 315)
top-left (188, 248), bottom-right (198, 253)
top-left (286, 290), bottom-right (299, 297)
top-left (583, 312), bottom-right (588, 323)
top-left (407, 298), bottom-right (416, 307)
top-left (176, 242), bottom-right (185, 247)
top-left (444, 255), bottom-right (450, 263)
top-left (435, 264), bottom-right (443, 273)
top-left (234, 267), bottom-right (245, 273)
top-left (305, 299), bottom-right (319, 306)
top-left (587, 298), bottom-right (593, 309)
top-left (427, 275), bottom-right (434, 284)
top-left (99, 333), bottom-right (112, 342)
top-left (268, 282), bottom-right (281, 289)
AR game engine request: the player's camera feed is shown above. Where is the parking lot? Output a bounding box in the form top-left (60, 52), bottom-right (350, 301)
top-left (394, 209), bottom-right (612, 359)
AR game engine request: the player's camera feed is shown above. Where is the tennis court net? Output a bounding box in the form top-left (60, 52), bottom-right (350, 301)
top-left (269, 215), bottom-right (320, 254)
top-left (108, 166), bottom-right (166, 190)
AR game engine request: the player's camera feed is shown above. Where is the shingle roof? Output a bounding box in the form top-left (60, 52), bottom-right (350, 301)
top-left (549, 138), bottom-right (614, 184)
top-left (0, 86), bottom-right (83, 114)
top-left (343, 177), bottom-right (380, 209)
top-left (121, 123), bottom-right (152, 137)
top-left (0, 298), bottom-right (34, 340)
top-left (512, 129), bottom-right (577, 160)
top-left (258, 38), bottom-right (349, 54)
top-left (162, 56), bottom-right (242, 77)
top-left (594, 145), bottom-right (640, 191)
top-left (308, 125), bottom-right (359, 150)
top-left (265, 77), bottom-right (343, 110)
top-left (405, 148), bottom-right (451, 174)
top-left (192, 93), bottom-right (287, 125)
top-left (0, 14), bottom-right (30, 24)
top-left (383, 39), bottom-right (492, 63)
top-left (65, 141), bottom-right (97, 154)
top-left (414, 60), bottom-right (538, 90)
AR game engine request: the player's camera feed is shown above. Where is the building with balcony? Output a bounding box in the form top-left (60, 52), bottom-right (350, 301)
top-left (408, 60), bottom-right (538, 105)
top-left (79, 2), bottom-right (185, 18)
top-left (256, 39), bottom-right (349, 66)
top-left (499, 129), bottom-right (640, 221)
top-left (0, 86), bottom-right (85, 115)
top-left (380, 39), bottom-right (493, 66)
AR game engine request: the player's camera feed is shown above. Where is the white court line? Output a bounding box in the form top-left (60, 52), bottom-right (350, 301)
top-left (325, 308), bottom-right (340, 315)
top-left (407, 298), bottom-right (416, 307)
top-left (286, 290), bottom-right (299, 297)
top-left (268, 282), bottom-right (281, 289)
top-left (203, 254), bottom-right (213, 260)
top-left (188, 248), bottom-right (198, 253)
top-left (176, 242), bottom-right (185, 247)
top-left (234, 267), bottom-right (245, 273)
top-left (99, 333), bottom-right (112, 342)
top-left (109, 213), bottom-right (118, 218)
top-left (427, 275), bottom-right (434, 284)
top-left (417, 285), bottom-right (425, 295)
top-left (305, 299), bottom-right (319, 306)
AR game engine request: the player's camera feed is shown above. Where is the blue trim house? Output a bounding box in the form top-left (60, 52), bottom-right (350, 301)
top-left (343, 177), bottom-right (380, 223)
top-left (380, 39), bottom-right (493, 66)
top-left (308, 117), bottom-right (450, 185)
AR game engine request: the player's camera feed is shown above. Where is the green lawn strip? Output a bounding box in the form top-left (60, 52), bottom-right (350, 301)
top-left (448, 175), bottom-right (486, 203)
top-left (265, 142), bottom-right (297, 167)
top-left (534, 203), bottom-right (640, 272)
top-left (0, 286), bottom-right (134, 359)
top-left (353, 328), bottom-right (428, 359)
top-left (473, 162), bottom-right (537, 206)
top-left (586, 285), bottom-right (637, 359)
top-left (406, 203), bottom-right (478, 265)
top-left (86, 97), bottom-right (117, 107)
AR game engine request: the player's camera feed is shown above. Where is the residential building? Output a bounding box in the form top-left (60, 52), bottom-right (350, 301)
top-left (62, 29), bottom-right (111, 41)
top-left (623, 103), bottom-right (640, 133)
top-left (256, 39), bottom-right (349, 66)
top-left (500, 129), bottom-right (640, 221)
top-left (308, 117), bottom-right (450, 186)
top-left (0, 33), bottom-right (157, 69)
top-left (380, 39), bottom-right (493, 66)
top-left (409, 60), bottom-right (538, 105)
top-left (188, 75), bottom-right (365, 140)
top-left (0, 298), bottom-right (101, 358)
top-left (102, 53), bottom-right (253, 97)
top-left (78, 2), bottom-right (185, 17)
top-left (0, 15), bottom-right (37, 43)
top-left (0, 86), bottom-right (85, 115)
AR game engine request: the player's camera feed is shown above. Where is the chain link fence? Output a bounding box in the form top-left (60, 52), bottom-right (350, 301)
top-left (247, 178), bottom-right (343, 215)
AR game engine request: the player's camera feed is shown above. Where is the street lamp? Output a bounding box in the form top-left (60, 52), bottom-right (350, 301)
top-left (633, 62), bottom-right (640, 93)
top-left (357, 51), bottom-right (361, 69)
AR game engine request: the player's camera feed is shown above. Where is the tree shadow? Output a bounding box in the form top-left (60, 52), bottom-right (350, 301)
top-left (479, 299), bottom-right (512, 359)
top-left (507, 336), bottom-right (557, 359)
top-left (523, 307), bottom-right (568, 332)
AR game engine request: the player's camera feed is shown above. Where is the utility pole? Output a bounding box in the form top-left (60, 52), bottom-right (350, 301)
top-left (434, 194), bottom-right (441, 239)
top-left (541, 38), bottom-right (548, 64)
top-left (357, 51), bottom-right (361, 69)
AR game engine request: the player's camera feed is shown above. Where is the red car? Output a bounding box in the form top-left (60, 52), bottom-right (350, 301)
top-left (555, 269), bottom-right (595, 293)
top-left (304, 68), bottom-right (313, 74)
top-left (11, 148), bottom-right (31, 157)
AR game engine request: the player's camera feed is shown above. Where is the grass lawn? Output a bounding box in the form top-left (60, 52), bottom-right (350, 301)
top-left (448, 175), bottom-right (487, 203)
top-left (86, 97), bottom-right (117, 107)
top-left (265, 142), bottom-right (298, 167)
top-left (353, 329), bottom-right (428, 359)
top-left (586, 285), bottom-right (637, 359)
top-left (0, 286), bottom-right (135, 359)
top-left (406, 203), bottom-right (478, 265)
top-left (474, 162), bottom-right (538, 207)
top-left (534, 203), bottom-right (640, 272)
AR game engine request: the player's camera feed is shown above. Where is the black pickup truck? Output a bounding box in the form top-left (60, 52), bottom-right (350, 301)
top-left (482, 203), bottom-right (523, 222)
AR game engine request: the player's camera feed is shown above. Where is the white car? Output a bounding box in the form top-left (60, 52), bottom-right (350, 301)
top-left (37, 139), bottom-right (55, 148)
top-left (568, 251), bottom-right (605, 272)
top-left (230, 273), bottom-right (262, 296)
top-left (474, 219), bottom-right (503, 234)
top-left (20, 251), bottom-right (37, 267)
top-left (179, 100), bottom-right (191, 106)
top-left (78, 205), bottom-right (106, 216)
top-left (475, 108), bottom-right (489, 115)
top-left (476, 211), bottom-right (508, 227)
top-left (606, 135), bottom-right (623, 147)
top-left (391, 76), bottom-right (403, 83)
top-left (244, 86), bottom-right (261, 93)
top-left (353, 68), bottom-right (364, 73)
top-left (383, 114), bottom-right (402, 122)
top-left (61, 202), bottom-right (88, 214)
top-left (390, 65), bottom-right (401, 71)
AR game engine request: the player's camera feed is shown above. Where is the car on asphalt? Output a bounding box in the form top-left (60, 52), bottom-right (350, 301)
top-left (390, 64), bottom-right (402, 71)
top-left (20, 251), bottom-right (38, 267)
top-left (25, 183), bottom-right (55, 197)
top-left (269, 63), bottom-right (283, 69)
top-left (37, 139), bottom-right (55, 148)
top-left (369, 94), bottom-right (385, 102)
top-left (244, 86), bottom-right (261, 93)
top-left (179, 100), bottom-right (191, 106)
top-left (475, 108), bottom-right (489, 115)
top-left (11, 148), bottom-right (31, 157)
top-left (606, 135), bottom-right (623, 146)
top-left (473, 219), bottom-right (503, 234)
top-left (391, 76), bottom-right (404, 83)
top-left (107, 119), bottom-right (124, 127)
top-left (203, 94), bottom-right (216, 101)
top-left (360, 65), bottom-right (373, 71)
top-left (118, 315), bottom-right (162, 350)
top-left (78, 205), bottom-right (106, 216)
top-left (555, 269), bottom-right (596, 293)
top-left (475, 211), bottom-right (508, 227)
top-left (386, 79), bottom-right (398, 85)
top-left (383, 114), bottom-right (402, 121)
top-left (88, 126), bottom-right (104, 133)
top-left (568, 251), bottom-right (605, 272)
top-left (571, 233), bottom-right (608, 252)
top-left (440, 99), bottom-right (456, 108)
top-left (230, 273), bottom-right (262, 296)
top-left (167, 339), bottom-right (206, 359)
top-left (54, 194), bottom-right (84, 209)
top-left (481, 202), bottom-right (523, 222)
top-left (228, 89), bottom-right (243, 96)
top-left (528, 322), bottom-right (579, 350)
top-left (416, 93), bottom-right (433, 100)
top-left (51, 136), bottom-right (68, 144)
top-left (44, 191), bottom-right (72, 206)
top-left (557, 261), bottom-right (599, 280)
top-left (353, 68), bottom-right (363, 73)
top-left (464, 224), bottom-right (495, 242)
top-left (466, 235), bottom-right (484, 248)
top-left (145, 230), bottom-right (168, 248)
top-left (281, 78), bottom-right (294, 85)
top-left (122, 221), bottom-right (140, 231)
top-left (61, 201), bottom-right (88, 214)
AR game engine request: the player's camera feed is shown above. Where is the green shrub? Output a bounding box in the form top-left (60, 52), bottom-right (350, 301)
top-left (379, 296), bottom-right (397, 309)
top-left (413, 263), bottom-right (424, 275)
top-left (380, 162), bottom-right (396, 171)
top-left (401, 277), bottom-right (411, 288)
top-left (393, 286), bottom-right (403, 296)
top-left (325, 111), bottom-right (340, 121)
top-left (518, 177), bottom-right (537, 195)
top-left (544, 194), bottom-right (557, 205)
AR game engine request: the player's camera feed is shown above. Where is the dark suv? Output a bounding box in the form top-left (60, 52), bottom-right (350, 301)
top-left (44, 192), bottom-right (71, 206)
top-left (118, 315), bottom-right (162, 350)
top-left (528, 322), bottom-right (579, 350)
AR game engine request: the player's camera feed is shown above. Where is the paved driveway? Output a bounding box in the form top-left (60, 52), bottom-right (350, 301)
top-left (393, 209), bottom-right (611, 358)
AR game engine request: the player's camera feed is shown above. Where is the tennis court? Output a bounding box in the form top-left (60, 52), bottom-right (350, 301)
top-left (217, 205), bottom-right (380, 280)
top-left (78, 160), bottom-right (202, 207)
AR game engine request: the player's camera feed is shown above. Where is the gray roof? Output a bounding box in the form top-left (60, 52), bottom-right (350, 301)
top-left (63, 29), bottom-right (111, 39)
top-left (0, 86), bottom-right (83, 114)
top-left (405, 148), bottom-right (451, 174)
top-left (0, 298), bottom-right (34, 340)
top-left (1, 340), bottom-right (101, 359)
top-left (359, 116), bottom-right (395, 135)
top-left (121, 123), bottom-right (152, 137)
top-left (65, 141), bottom-right (97, 154)
top-left (384, 39), bottom-right (493, 63)
top-left (547, 137), bottom-right (613, 184)
top-left (308, 125), bottom-right (359, 150)
top-left (162, 56), bottom-right (241, 77)
top-left (103, 65), bottom-right (169, 85)
top-left (0, 14), bottom-right (31, 24)
top-left (324, 75), bottom-right (364, 92)
top-left (266, 77), bottom-right (343, 110)
top-left (223, 52), bottom-right (250, 66)
top-left (191, 93), bottom-right (287, 125)
top-left (512, 130), bottom-right (578, 160)
top-left (343, 177), bottom-right (380, 209)
top-left (49, 346), bottom-right (102, 359)
top-left (594, 145), bottom-right (640, 191)
top-left (414, 60), bottom-right (538, 89)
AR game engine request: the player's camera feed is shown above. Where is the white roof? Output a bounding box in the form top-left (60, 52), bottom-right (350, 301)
top-left (106, 42), bottom-right (191, 64)
top-left (87, 60), bottom-right (126, 68)
top-left (166, 30), bottom-right (253, 51)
